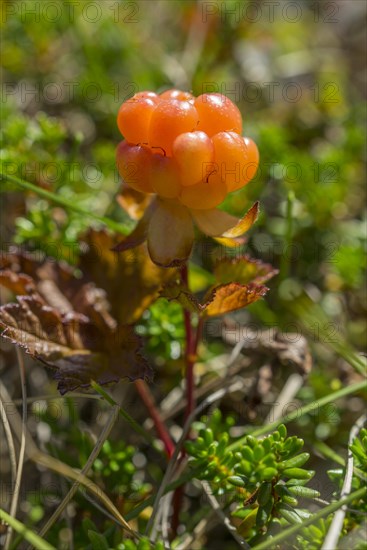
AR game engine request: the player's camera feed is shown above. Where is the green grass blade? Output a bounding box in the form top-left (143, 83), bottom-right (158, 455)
top-left (251, 486), bottom-right (367, 550)
top-left (279, 190), bottom-right (295, 282)
top-left (0, 508), bottom-right (56, 550)
top-left (0, 173), bottom-right (129, 235)
top-left (90, 381), bottom-right (156, 447)
top-left (229, 379), bottom-right (367, 449)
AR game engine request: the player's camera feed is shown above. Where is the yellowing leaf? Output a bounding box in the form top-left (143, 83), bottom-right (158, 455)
top-left (79, 229), bottom-right (176, 324)
top-left (221, 202), bottom-right (260, 238)
top-left (214, 256), bottom-right (278, 286)
top-left (203, 283), bottom-right (268, 317)
top-left (213, 202), bottom-right (260, 247)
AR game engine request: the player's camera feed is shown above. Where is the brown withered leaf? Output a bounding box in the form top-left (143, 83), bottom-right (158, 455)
top-left (79, 229), bottom-right (176, 324)
top-left (2, 231), bottom-right (174, 326)
top-left (0, 270), bottom-right (36, 296)
top-left (0, 293), bottom-right (151, 394)
top-left (203, 283), bottom-right (268, 317)
top-left (0, 250), bottom-right (81, 313)
top-left (213, 256), bottom-right (279, 286)
top-left (0, 243), bottom-right (156, 393)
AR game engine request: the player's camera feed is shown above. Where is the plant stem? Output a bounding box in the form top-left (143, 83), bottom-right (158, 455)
top-left (135, 380), bottom-right (174, 458)
top-left (171, 485), bottom-right (184, 537)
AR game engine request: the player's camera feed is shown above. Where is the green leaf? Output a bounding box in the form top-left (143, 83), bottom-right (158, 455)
top-left (87, 530), bottom-right (110, 550)
top-left (278, 425), bottom-right (287, 439)
top-left (282, 468), bottom-right (314, 480)
top-left (260, 467), bottom-right (278, 481)
top-left (287, 486), bottom-right (320, 499)
top-left (257, 482), bottom-right (272, 506)
top-left (278, 504), bottom-right (303, 525)
top-left (228, 475), bottom-right (246, 488)
top-left (256, 496), bottom-right (274, 528)
top-left (203, 428), bottom-right (214, 446)
top-left (82, 517), bottom-right (98, 534)
top-left (278, 453), bottom-right (310, 470)
top-left (188, 262), bottom-right (215, 291)
top-left (241, 446), bottom-right (254, 462)
top-left (253, 445), bottom-right (265, 462)
top-left (238, 507), bottom-right (258, 537)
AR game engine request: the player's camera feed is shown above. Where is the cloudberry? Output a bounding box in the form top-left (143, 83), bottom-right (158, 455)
top-left (195, 93), bottom-right (242, 137)
top-left (116, 141), bottom-right (153, 194)
top-left (116, 90), bottom-right (258, 209)
top-left (148, 99), bottom-right (199, 156)
top-left (115, 90), bottom-right (261, 266)
top-left (172, 131), bottom-right (214, 187)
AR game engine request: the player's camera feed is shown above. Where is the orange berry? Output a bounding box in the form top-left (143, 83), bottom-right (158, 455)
top-left (116, 141), bottom-right (153, 194)
top-left (239, 137), bottom-right (259, 188)
top-left (211, 131), bottom-right (248, 191)
top-left (150, 155), bottom-right (182, 199)
top-left (133, 91), bottom-right (160, 103)
top-left (172, 131), bottom-right (214, 186)
top-left (160, 89), bottom-right (195, 102)
top-left (148, 99), bottom-right (199, 156)
top-left (117, 97), bottom-right (156, 145)
top-left (179, 170), bottom-right (227, 210)
top-left (195, 93), bottom-right (242, 137)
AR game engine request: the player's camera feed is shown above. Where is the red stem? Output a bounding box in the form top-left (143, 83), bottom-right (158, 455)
top-left (171, 484), bottom-right (184, 537)
top-left (135, 379), bottom-right (174, 458)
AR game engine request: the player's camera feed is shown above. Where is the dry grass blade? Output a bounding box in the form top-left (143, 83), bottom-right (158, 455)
top-left (321, 413), bottom-right (367, 549)
top-left (0, 385), bottom-right (137, 540)
top-left (265, 373), bottom-right (304, 423)
top-left (4, 349), bottom-right (27, 550)
top-left (32, 452), bottom-right (135, 535)
top-left (37, 404), bottom-right (120, 541)
top-left (0, 383), bottom-right (17, 497)
top-left (201, 480), bottom-right (250, 549)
